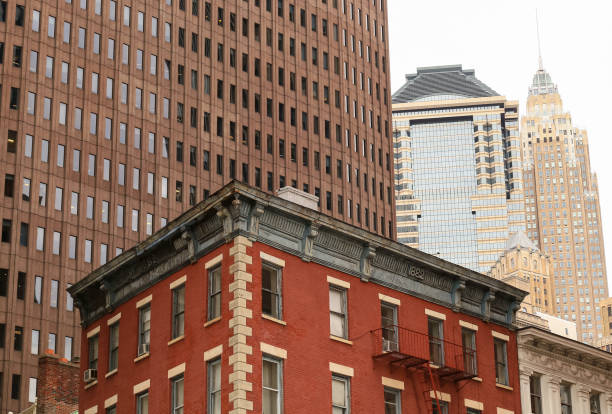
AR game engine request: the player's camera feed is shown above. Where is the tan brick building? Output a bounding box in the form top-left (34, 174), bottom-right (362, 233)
top-left (0, 0), bottom-right (395, 410)
top-left (520, 65), bottom-right (609, 342)
top-left (488, 231), bottom-right (554, 315)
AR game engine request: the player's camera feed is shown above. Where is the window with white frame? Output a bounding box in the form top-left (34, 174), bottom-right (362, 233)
top-left (332, 375), bottom-right (350, 413)
top-left (383, 387), bottom-right (401, 414)
top-left (381, 302), bottom-right (398, 352)
top-left (108, 321), bottom-right (119, 372)
top-left (138, 304), bottom-right (151, 354)
top-left (262, 356), bottom-right (282, 413)
top-left (493, 338), bottom-right (508, 385)
top-left (208, 358), bottom-right (221, 414)
top-left (329, 286), bottom-right (348, 339)
top-left (262, 263), bottom-right (282, 319)
top-left (172, 284), bottom-right (185, 339)
top-left (171, 375), bottom-right (184, 414)
top-left (87, 333), bottom-right (98, 370)
top-left (137, 391), bottom-right (149, 414)
top-left (428, 317), bottom-right (444, 366)
top-left (461, 328), bottom-right (477, 376)
top-left (208, 265), bottom-right (221, 320)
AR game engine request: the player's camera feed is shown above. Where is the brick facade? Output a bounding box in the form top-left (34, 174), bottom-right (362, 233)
top-left (71, 182), bottom-right (525, 414)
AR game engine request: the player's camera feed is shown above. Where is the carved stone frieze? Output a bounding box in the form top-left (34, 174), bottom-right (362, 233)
top-left (314, 230), bottom-right (362, 260)
top-left (260, 209), bottom-right (305, 238)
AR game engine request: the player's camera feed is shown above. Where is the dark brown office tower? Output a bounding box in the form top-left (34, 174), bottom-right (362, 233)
top-left (0, 0), bottom-right (393, 410)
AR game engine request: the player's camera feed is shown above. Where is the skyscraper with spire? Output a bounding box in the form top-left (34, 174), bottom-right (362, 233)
top-left (520, 61), bottom-right (609, 342)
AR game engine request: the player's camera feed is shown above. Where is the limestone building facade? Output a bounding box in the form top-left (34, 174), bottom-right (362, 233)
top-left (518, 326), bottom-right (612, 414)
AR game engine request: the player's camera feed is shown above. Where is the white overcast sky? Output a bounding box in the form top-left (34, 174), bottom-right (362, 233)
top-left (388, 0), bottom-right (612, 288)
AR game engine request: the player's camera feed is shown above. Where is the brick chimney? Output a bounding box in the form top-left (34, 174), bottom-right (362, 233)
top-left (35, 350), bottom-right (79, 413)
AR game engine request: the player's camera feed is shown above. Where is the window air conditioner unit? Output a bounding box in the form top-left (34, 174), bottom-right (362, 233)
top-left (83, 369), bottom-right (97, 383)
top-left (383, 339), bottom-right (397, 352)
top-left (138, 343), bottom-right (150, 355)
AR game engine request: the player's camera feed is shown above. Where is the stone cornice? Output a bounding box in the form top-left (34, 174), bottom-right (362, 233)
top-left (70, 182), bottom-right (527, 327)
top-left (518, 327), bottom-right (612, 387)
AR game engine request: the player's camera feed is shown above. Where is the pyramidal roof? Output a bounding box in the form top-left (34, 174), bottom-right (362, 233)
top-left (529, 68), bottom-right (558, 96)
top-left (505, 231), bottom-right (539, 252)
top-left (392, 65), bottom-right (499, 104)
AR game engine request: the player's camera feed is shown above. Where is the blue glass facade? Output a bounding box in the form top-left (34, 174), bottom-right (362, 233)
top-left (411, 119), bottom-right (480, 269)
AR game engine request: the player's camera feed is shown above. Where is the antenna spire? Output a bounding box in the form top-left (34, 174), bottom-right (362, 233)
top-left (536, 10), bottom-right (543, 70)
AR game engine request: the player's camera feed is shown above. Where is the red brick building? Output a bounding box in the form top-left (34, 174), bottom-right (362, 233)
top-left (0, 0), bottom-right (394, 409)
top-left (70, 182), bottom-right (525, 413)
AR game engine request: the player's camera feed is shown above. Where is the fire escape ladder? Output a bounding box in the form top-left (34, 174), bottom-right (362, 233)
top-left (426, 363), bottom-right (442, 414)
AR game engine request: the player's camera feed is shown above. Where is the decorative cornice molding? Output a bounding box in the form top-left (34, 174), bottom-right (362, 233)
top-left (70, 182), bottom-right (527, 328)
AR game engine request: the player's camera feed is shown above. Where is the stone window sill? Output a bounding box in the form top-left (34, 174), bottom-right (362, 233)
top-left (168, 336), bottom-right (185, 346)
top-left (204, 316), bottom-right (221, 327)
top-left (134, 352), bottom-right (150, 363)
top-left (262, 314), bottom-right (287, 326)
top-left (330, 335), bottom-right (353, 345)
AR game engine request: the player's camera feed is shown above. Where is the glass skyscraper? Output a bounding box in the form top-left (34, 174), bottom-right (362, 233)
top-left (392, 65), bottom-right (526, 273)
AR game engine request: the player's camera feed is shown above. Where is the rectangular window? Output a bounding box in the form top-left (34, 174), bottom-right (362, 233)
top-left (432, 401), bottom-right (449, 414)
top-left (64, 336), bottom-right (73, 361)
top-left (22, 178), bottom-right (30, 201)
top-left (0, 270), bottom-right (6, 297)
top-left (138, 305), bottom-right (151, 355)
top-left (108, 322), bottom-right (119, 371)
top-left (590, 393), bottom-right (601, 414)
top-left (262, 357), bottom-right (282, 413)
top-left (137, 392), bottom-right (149, 414)
top-left (84, 239), bottom-right (92, 263)
top-left (28, 377), bottom-right (37, 403)
top-left (31, 330), bottom-right (39, 355)
top-left (428, 317), bottom-right (444, 366)
top-left (69, 235), bottom-right (76, 259)
top-left (384, 388), bottom-right (401, 414)
top-left (560, 384), bottom-right (572, 414)
top-left (172, 285), bottom-right (185, 339)
top-left (87, 334), bottom-right (98, 370)
top-left (14, 326), bottom-right (24, 351)
top-left (459, 326), bottom-right (477, 374)
top-left (52, 231), bottom-right (61, 255)
top-left (171, 375), bottom-right (184, 414)
top-left (1, 219), bottom-right (10, 243)
top-left (36, 227), bottom-right (45, 251)
top-left (34, 276), bottom-right (42, 304)
top-left (11, 374), bottom-right (21, 400)
top-left (262, 263), bottom-right (282, 319)
top-left (381, 302), bottom-right (398, 352)
top-left (132, 209), bottom-right (139, 232)
top-left (530, 375), bottom-right (542, 414)
top-left (20, 222), bottom-right (29, 246)
top-left (494, 338), bottom-right (508, 385)
top-left (332, 376), bottom-right (350, 413)
top-left (329, 286), bottom-right (347, 338)
top-left (208, 266), bottom-right (221, 320)
top-left (50, 280), bottom-right (59, 308)
top-left (207, 359), bottom-right (221, 414)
